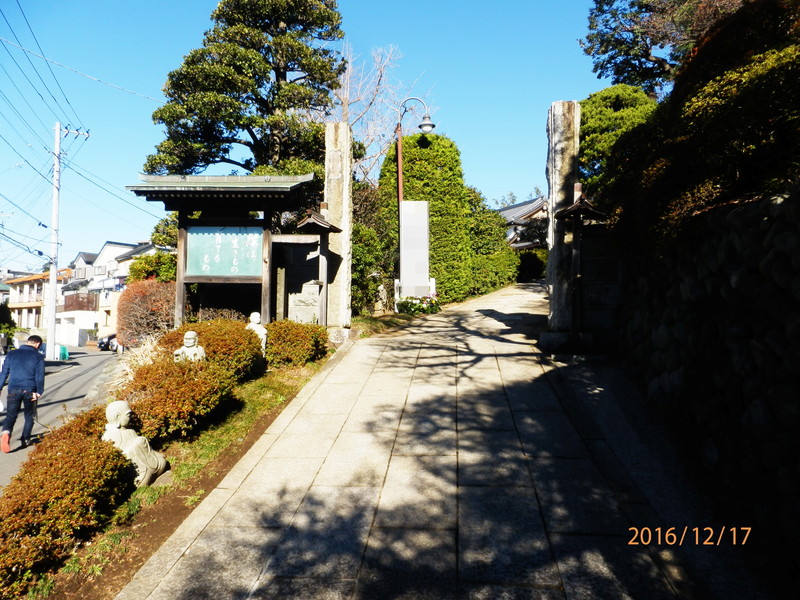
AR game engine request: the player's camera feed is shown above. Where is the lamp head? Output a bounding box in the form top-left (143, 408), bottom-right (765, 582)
top-left (418, 114), bottom-right (435, 134)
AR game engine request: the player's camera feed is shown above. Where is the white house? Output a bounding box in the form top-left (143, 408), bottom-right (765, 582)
top-left (58, 241), bottom-right (168, 345)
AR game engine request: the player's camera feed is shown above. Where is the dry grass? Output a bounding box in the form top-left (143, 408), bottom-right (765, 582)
top-left (106, 336), bottom-right (165, 393)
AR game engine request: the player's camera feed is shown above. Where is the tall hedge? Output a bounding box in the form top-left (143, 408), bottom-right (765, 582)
top-left (377, 134), bottom-right (472, 303)
top-left (465, 186), bottom-right (519, 295)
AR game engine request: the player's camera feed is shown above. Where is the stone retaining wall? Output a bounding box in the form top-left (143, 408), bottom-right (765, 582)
top-left (622, 190), bottom-right (800, 577)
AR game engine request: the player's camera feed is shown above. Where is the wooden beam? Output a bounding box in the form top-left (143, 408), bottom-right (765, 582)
top-left (262, 229), bottom-right (272, 322)
top-left (175, 212), bottom-right (188, 325)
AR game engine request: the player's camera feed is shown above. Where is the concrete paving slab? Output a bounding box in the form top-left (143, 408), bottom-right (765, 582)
top-left (514, 411), bottom-right (590, 458)
top-left (357, 528), bottom-right (457, 599)
top-left (406, 381), bottom-right (457, 405)
top-left (505, 379), bottom-right (562, 412)
top-left (301, 382), bottom-right (363, 414)
top-left (375, 455), bottom-right (457, 528)
top-left (530, 457), bottom-right (628, 535)
top-left (265, 413), bottom-right (345, 457)
top-left (217, 432), bottom-right (278, 490)
top-left (458, 429), bottom-right (532, 487)
top-left (115, 283), bottom-right (776, 600)
top-left (394, 410), bottom-right (457, 456)
top-left (550, 533), bottom-right (679, 600)
top-left (458, 402), bottom-right (517, 431)
top-left (238, 456), bottom-right (323, 494)
top-left (360, 373), bottom-right (413, 398)
top-left (210, 488), bottom-right (307, 529)
top-left (464, 586), bottom-right (567, 600)
top-left (144, 525), bottom-right (282, 600)
top-left (313, 431), bottom-right (394, 486)
top-left (249, 578), bottom-right (356, 600)
top-left (341, 395), bottom-right (404, 432)
top-left (267, 524), bottom-right (371, 579)
top-left (458, 486), bottom-right (559, 586)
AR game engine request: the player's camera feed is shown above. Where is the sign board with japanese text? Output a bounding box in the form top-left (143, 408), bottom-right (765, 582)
top-left (185, 226), bottom-right (263, 277)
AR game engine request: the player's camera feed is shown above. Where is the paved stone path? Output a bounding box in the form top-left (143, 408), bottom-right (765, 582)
top-left (116, 283), bottom-right (772, 600)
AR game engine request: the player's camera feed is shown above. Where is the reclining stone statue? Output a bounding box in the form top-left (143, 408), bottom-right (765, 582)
top-left (102, 400), bottom-right (168, 487)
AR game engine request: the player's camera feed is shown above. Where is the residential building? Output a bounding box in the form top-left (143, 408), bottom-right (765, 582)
top-left (5, 269), bottom-right (70, 334)
top-left (59, 241), bottom-right (167, 345)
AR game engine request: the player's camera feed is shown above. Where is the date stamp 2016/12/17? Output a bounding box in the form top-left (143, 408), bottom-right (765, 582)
top-left (628, 526), bottom-right (752, 546)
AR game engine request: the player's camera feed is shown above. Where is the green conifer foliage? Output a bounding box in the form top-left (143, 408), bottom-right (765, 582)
top-left (377, 134), bottom-right (471, 303)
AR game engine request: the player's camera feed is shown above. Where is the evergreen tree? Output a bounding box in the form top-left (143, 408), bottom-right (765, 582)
top-left (0, 300), bottom-right (16, 336)
top-left (581, 0), bottom-right (743, 95)
top-left (145, 0), bottom-right (345, 175)
top-left (377, 134), bottom-right (471, 303)
top-left (579, 84), bottom-right (657, 201)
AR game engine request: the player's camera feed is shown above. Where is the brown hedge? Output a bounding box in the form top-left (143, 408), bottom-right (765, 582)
top-left (0, 406), bottom-right (130, 598)
top-left (158, 318), bottom-right (263, 381)
top-left (115, 358), bottom-right (235, 441)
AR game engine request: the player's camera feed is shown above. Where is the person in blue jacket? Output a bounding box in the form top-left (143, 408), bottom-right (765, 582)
top-left (0, 335), bottom-right (45, 453)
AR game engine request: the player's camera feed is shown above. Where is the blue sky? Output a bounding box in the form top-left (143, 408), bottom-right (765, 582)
top-left (0, 0), bottom-right (609, 273)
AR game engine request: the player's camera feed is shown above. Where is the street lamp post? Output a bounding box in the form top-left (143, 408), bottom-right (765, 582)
top-left (394, 97), bottom-right (435, 301)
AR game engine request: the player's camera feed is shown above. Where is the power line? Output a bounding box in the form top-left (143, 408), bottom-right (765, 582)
top-left (0, 35), bottom-right (163, 103)
top-left (0, 61), bottom-right (52, 140)
top-left (65, 162), bottom-right (163, 219)
top-left (0, 189), bottom-right (47, 227)
top-left (0, 18), bottom-right (65, 124)
top-left (12, 0), bottom-right (84, 128)
top-left (0, 130), bottom-right (52, 184)
top-left (0, 228), bottom-right (50, 261)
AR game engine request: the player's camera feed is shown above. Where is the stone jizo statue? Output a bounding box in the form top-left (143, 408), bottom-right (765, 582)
top-left (101, 400), bottom-right (168, 487)
top-left (173, 330), bottom-right (206, 362)
top-left (245, 311), bottom-right (268, 352)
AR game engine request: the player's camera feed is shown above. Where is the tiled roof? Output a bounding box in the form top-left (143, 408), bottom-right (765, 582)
top-left (4, 268), bottom-right (71, 284)
top-left (496, 197), bottom-right (546, 223)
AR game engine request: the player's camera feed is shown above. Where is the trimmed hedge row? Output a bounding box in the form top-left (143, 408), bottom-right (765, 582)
top-left (265, 320), bottom-right (328, 366)
top-left (0, 318), bottom-right (327, 597)
top-left (0, 407), bottom-right (130, 598)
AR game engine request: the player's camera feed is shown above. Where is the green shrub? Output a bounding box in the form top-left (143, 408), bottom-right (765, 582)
top-left (158, 319), bottom-right (262, 381)
top-left (517, 248), bottom-right (548, 281)
top-left (600, 1), bottom-right (800, 242)
top-left (265, 320), bottom-right (328, 366)
top-left (0, 407), bottom-right (130, 598)
top-left (126, 252), bottom-right (177, 283)
top-left (351, 222), bottom-right (385, 317)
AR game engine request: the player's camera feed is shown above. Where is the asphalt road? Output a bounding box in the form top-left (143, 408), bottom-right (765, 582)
top-left (0, 347), bottom-right (119, 491)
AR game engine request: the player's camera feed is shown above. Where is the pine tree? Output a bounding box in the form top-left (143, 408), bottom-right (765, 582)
top-left (145, 0), bottom-right (345, 175)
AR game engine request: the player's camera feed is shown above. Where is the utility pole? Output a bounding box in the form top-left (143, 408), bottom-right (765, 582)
top-left (45, 122), bottom-right (89, 361)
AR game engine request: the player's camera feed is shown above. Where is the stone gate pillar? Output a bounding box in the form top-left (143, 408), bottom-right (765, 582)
top-left (323, 122), bottom-right (353, 340)
top-left (546, 101), bottom-right (580, 332)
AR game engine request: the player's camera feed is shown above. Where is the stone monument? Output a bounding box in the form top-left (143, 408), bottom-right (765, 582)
top-left (173, 331), bottom-right (206, 362)
top-left (101, 400), bottom-right (168, 487)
